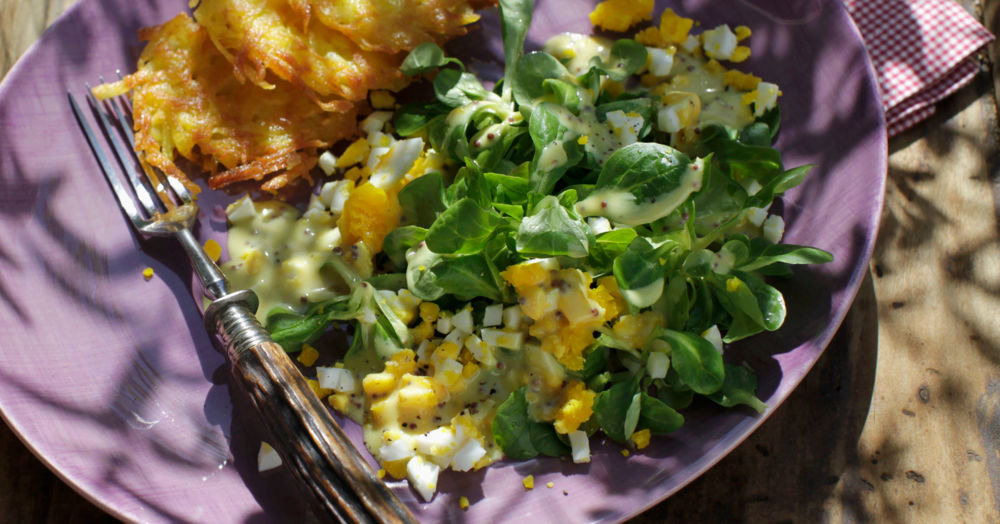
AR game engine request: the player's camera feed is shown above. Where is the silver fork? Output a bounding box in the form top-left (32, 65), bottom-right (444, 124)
top-left (68, 84), bottom-right (417, 524)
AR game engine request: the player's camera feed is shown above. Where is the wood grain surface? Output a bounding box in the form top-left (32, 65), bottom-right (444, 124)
top-left (2, 0), bottom-right (999, 522)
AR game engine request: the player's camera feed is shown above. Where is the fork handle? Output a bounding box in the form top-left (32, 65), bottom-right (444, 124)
top-left (205, 292), bottom-right (417, 524)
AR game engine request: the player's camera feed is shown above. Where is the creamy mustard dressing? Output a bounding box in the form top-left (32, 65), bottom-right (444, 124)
top-left (223, 197), bottom-right (368, 321)
top-left (532, 97), bottom-right (642, 167)
top-left (575, 157), bottom-right (706, 225)
top-left (543, 32), bottom-right (613, 76)
top-left (538, 141), bottom-right (568, 169)
top-left (669, 52), bottom-right (754, 130)
top-left (224, 197), bottom-right (586, 480)
top-left (358, 345), bottom-right (541, 468)
top-left (544, 32), bottom-right (755, 132)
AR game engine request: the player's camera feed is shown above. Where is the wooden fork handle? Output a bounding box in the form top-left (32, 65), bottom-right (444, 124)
top-left (205, 292), bottom-right (418, 524)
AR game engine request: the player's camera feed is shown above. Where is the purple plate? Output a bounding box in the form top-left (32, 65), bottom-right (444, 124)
top-left (0, 0), bottom-right (885, 521)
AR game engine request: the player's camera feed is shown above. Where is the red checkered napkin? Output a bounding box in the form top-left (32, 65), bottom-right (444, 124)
top-left (844, 0), bottom-right (994, 136)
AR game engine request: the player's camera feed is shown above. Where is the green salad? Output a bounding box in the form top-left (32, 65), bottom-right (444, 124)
top-left (223, 0), bottom-right (833, 503)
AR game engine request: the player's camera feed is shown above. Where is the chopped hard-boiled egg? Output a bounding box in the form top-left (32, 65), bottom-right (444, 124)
top-left (451, 307), bottom-right (475, 334)
top-left (647, 351), bottom-right (670, 379)
top-left (482, 304), bottom-right (503, 327)
top-left (553, 381), bottom-right (596, 434)
top-left (587, 216), bottom-right (613, 235)
top-left (361, 111), bottom-right (394, 136)
top-left (369, 138), bottom-right (424, 190)
top-left (257, 442), bottom-right (282, 472)
top-left (763, 214), bottom-right (785, 243)
top-left (319, 179), bottom-right (353, 216)
top-left (701, 25), bottom-right (738, 60)
top-left (451, 439), bottom-right (487, 472)
top-left (406, 455), bottom-right (441, 502)
top-left (754, 82), bottom-right (781, 116)
top-left (702, 325), bottom-right (724, 353)
top-left (317, 367), bottom-right (357, 393)
top-left (604, 110), bottom-right (644, 147)
top-left (646, 46), bottom-right (675, 76)
top-left (318, 150), bottom-right (338, 175)
top-left (568, 430), bottom-right (591, 463)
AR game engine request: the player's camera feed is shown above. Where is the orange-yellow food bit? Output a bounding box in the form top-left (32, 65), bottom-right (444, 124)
top-left (362, 372), bottom-right (398, 397)
top-left (611, 312), bottom-right (664, 349)
top-left (337, 182), bottom-right (401, 253)
top-left (307, 378), bottom-right (332, 399)
top-left (503, 262), bottom-right (614, 371)
top-left (589, 0), bottom-right (654, 31)
top-left (419, 302), bottom-right (440, 322)
top-left (297, 343), bottom-right (320, 366)
top-left (142, 267), bottom-right (154, 281)
top-left (384, 349), bottom-right (418, 377)
top-left (705, 59), bottom-right (725, 75)
top-left (410, 321), bottom-right (434, 344)
top-left (337, 138), bottom-right (370, 168)
top-left (659, 8), bottom-right (695, 44)
top-left (639, 73), bottom-right (661, 87)
top-left (344, 166), bottom-right (367, 182)
top-left (383, 458), bottom-right (409, 479)
top-left (632, 428), bottom-right (652, 449)
top-left (202, 238), bottom-right (222, 261)
top-left (553, 381), bottom-right (597, 434)
top-left (730, 45), bottom-right (751, 63)
top-left (327, 392), bottom-right (350, 412)
top-left (603, 79), bottom-right (625, 98)
top-left (595, 276), bottom-right (628, 317)
top-left (370, 90), bottom-right (396, 109)
top-left (531, 318), bottom-right (597, 371)
top-left (723, 70), bottom-right (761, 91)
top-left (634, 27), bottom-right (663, 47)
top-left (500, 261), bottom-right (551, 289)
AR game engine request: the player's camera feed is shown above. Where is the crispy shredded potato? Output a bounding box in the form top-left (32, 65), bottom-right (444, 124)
top-left (94, 0), bottom-right (496, 195)
top-left (192, 0), bottom-right (409, 104)
top-left (92, 14), bottom-right (358, 193)
top-left (291, 0), bottom-right (495, 54)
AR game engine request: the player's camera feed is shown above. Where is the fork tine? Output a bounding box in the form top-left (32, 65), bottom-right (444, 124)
top-left (165, 172), bottom-right (194, 204)
top-left (68, 92), bottom-right (147, 228)
top-left (99, 88), bottom-right (172, 207)
top-left (105, 73), bottom-right (194, 206)
top-left (84, 82), bottom-right (162, 216)
top-left (105, 85), bottom-right (136, 151)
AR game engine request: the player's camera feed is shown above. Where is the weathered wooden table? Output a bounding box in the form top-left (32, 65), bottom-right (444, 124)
top-left (2, 0), bottom-right (998, 522)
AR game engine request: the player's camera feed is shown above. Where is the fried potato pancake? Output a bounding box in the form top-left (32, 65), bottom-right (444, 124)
top-left (288, 0), bottom-right (495, 54)
top-left (92, 14), bottom-right (358, 193)
top-left (193, 0), bottom-right (410, 103)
